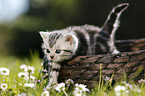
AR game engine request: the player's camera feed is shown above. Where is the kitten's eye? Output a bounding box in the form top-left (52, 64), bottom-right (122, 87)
top-left (46, 49), bottom-right (50, 53)
top-left (55, 50), bottom-right (61, 54)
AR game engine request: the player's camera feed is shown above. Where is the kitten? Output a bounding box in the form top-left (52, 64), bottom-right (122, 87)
top-left (40, 3), bottom-right (129, 86)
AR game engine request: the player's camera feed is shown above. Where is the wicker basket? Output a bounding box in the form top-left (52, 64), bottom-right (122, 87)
top-left (58, 39), bottom-right (145, 88)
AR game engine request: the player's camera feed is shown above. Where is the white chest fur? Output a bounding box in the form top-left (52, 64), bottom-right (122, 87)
top-left (48, 62), bottom-right (61, 86)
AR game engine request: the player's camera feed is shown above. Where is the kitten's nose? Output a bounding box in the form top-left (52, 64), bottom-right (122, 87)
top-left (50, 56), bottom-right (54, 59)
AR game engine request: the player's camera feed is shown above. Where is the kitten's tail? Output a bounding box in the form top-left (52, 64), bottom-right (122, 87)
top-left (101, 3), bottom-right (129, 34)
top-left (100, 3), bottom-right (129, 54)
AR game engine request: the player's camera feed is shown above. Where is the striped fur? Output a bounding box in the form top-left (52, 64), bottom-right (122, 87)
top-left (48, 33), bottom-right (61, 48)
top-left (40, 3), bottom-right (129, 86)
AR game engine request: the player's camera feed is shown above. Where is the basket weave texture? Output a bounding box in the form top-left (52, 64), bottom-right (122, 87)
top-left (58, 39), bottom-right (145, 88)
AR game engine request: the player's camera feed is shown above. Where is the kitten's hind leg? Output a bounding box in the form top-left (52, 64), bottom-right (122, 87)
top-left (101, 3), bottom-right (129, 54)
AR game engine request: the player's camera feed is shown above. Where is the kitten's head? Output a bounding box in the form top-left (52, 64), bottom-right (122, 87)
top-left (40, 30), bottom-right (78, 62)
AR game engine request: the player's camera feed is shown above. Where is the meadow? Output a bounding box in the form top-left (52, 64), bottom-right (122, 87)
top-left (0, 53), bottom-right (145, 96)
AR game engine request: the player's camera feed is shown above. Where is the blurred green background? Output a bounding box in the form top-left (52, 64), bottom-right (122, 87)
top-left (0, 0), bottom-right (144, 57)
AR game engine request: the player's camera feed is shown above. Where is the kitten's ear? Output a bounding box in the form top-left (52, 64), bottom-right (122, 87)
top-left (65, 34), bottom-right (74, 45)
top-left (39, 31), bottom-right (49, 39)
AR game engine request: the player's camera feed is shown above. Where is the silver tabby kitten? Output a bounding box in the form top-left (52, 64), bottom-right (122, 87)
top-left (40, 3), bottom-right (129, 86)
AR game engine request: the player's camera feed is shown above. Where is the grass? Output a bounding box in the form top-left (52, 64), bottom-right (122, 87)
top-left (0, 53), bottom-right (145, 96)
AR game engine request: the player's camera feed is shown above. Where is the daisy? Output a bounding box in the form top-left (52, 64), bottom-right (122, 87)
top-left (65, 79), bottom-right (74, 89)
top-left (18, 72), bottom-right (29, 80)
top-left (114, 85), bottom-right (126, 92)
top-left (0, 83), bottom-right (8, 90)
top-left (17, 93), bottom-right (27, 96)
top-left (114, 85), bottom-right (128, 96)
top-left (121, 81), bottom-right (141, 93)
top-left (75, 83), bottom-right (89, 92)
top-left (65, 79), bottom-right (74, 84)
top-left (24, 83), bottom-right (35, 88)
top-left (138, 79), bottom-right (145, 83)
top-left (30, 75), bottom-right (36, 82)
top-left (73, 83), bottom-right (89, 96)
top-left (20, 64), bottom-right (27, 70)
top-left (0, 67), bottom-right (10, 76)
top-left (130, 84), bottom-right (141, 93)
top-left (105, 76), bottom-right (112, 82)
top-left (41, 90), bottom-right (49, 96)
top-left (54, 82), bottom-right (65, 92)
top-left (24, 66), bottom-right (35, 74)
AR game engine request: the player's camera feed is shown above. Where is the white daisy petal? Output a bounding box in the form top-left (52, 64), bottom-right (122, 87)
top-left (24, 66), bottom-right (35, 74)
top-left (24, 83), bottom-right (35, 88)
top-left (41, 90), bottom-right (49, 96)
top-left (0, 67), bottom-right (10, 76)
top-left (17, 93), bottom-right (27, 96)
top-left (65, 79), bottom-right (74, 84)
top-left (18, 72), bottom-right (29, 80)
top-left (54, 83), bottom-right (65, 92)
top-left (30, 75), bottom-right (36, 82)
top-left (138, 79), bottom-right (145, 83)
top-left (0, 83), bottom-right (8, 90)
top-left (73, 83), bottom-right (89, 96)
top-left (20, 64), bottom-right (27, 69)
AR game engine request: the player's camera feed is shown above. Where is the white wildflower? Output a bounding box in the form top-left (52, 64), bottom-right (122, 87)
top-left (24, 66), bottom-right (35, 74)
top-left (24, 83), bottom-right (35, 88)
top-left (46, 85), bottom-right (51, 90)
top-left (65, 79), bottom-right (74, 84)
top-left (121, 81), bottom-right (127, 84)
top-left (138, 79), bottom-right (145, 83)
top-left (114, 85), bottom-right (128, 96)
top-left (17, 93), bottom-right (27, 96)
top-left (30, 75), bottom-right (36, 82)
top-left (18, 72), bottom-right (29, 80)
top-left (20, 64), bottom-right (27, 70)
top-left (115, 92), bottom-right (121, 96)
top-left (73, 83), bottom-right (89, 96)
top-left (0, 83), bottom-right (8, 90)
top-left (65, 79), bottom-right (74, 89)
top-left (54, 82), bottom-right (65, 92)
top-left (41, 90), bottom-right (49, 96)
top-left (121, 81), bottom-right (141, 93)
top-left (114, 85), bottom-right (126, 92)
top-left (35, 79), bottom-right (41, 84)
top-left (131, 84), bottom-right (141, 93)
top-left (75, 83), bottom-right (89, 92)
top-left (126, 83), bottom-right (133, 89)
top-left (105, 76), bottom-right (112, 82)
top-left (0, 67), bottom-right (10, 76)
